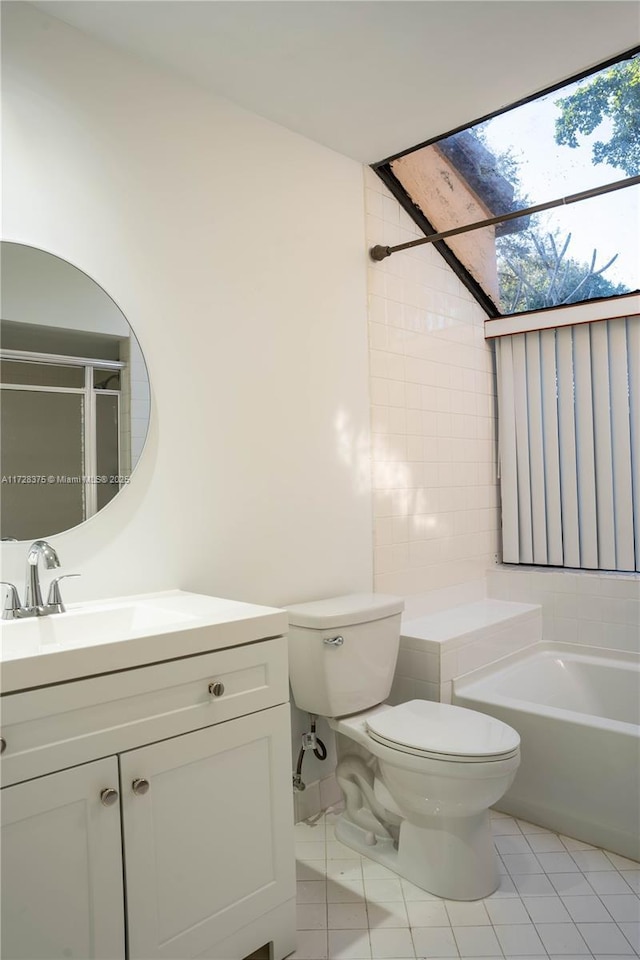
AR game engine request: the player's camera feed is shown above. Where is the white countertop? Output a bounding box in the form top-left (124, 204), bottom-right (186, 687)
top-left (0, 590), bottom-right (288, 693)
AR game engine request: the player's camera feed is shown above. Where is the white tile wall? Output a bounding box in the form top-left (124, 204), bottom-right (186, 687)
top-left (365, 171), bottom-right (640, 650)
top-left (488, 566), bottom-right (640, 654)
top-left (295, 774), bottom-right (343, 823)
top-left (365, 169), bottom-right (500, 599)
top-left (117, 334), bottom-right (149, 478)
top-left (129, 336), bottom-right (151, 468)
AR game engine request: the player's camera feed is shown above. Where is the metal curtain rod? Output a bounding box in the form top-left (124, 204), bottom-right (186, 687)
top-left (369, 175), bottom-right (640, 262)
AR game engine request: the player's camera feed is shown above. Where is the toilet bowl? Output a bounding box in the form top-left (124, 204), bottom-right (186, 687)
top-left (287, 593), bottom-right (521, 900)
top-left (330, 701), bottom-right (519, 899)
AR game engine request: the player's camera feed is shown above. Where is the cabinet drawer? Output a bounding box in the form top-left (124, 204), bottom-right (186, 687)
top-left (0, 636), bottom-right (288, 787)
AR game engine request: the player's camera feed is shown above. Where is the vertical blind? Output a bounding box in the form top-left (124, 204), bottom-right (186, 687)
top-left (495, 315), bottom-right (639, 572)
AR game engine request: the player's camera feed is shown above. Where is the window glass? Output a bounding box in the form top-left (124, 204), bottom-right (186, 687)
top-left (383, 51), bottom-right (639, 315)
top-left (1, 360), bottom-right (84, 388)
top-left (95, 393), bottom-right (121, 511)
top-left (93, 368), bottom-right (121, 390)
top-left (457, 186), bottom-right (638, 314)
top-left (0, 391), bottom-right (84, 540)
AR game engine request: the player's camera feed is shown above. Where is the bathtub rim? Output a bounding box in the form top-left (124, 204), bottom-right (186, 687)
top-left (453, 640), bottom-right (640, 737)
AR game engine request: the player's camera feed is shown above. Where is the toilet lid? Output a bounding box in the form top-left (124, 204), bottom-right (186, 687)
top-left (366, 700), bottom-right (520, 759)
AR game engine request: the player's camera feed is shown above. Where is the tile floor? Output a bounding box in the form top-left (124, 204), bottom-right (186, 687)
top-left (291, 809), bottom-right (640, 959)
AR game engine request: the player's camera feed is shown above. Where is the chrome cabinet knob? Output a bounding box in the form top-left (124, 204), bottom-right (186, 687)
top-left (132, 778), bottom-right (150, 796)
top-left (208, 681), bottom-right (225, 697)
top-left (100, 787), bottom-right (119, 806)
top-left (0, 737), bottom-right (6, 754)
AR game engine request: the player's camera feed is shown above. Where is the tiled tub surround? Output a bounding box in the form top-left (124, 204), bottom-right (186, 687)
top-left (487, 567), bottom-right (640, 654)
top-left (390, 599), bottom-right (541, 705)
top-left (454, 642), bottom-right (640, 862)
top-left (365, 168), bottom-right (501, 599)
top-left (292, 809), bottom-right (640, 960)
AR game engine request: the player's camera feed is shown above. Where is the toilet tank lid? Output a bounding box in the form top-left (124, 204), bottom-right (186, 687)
top-left (287, 593), bottom-right (404, 628)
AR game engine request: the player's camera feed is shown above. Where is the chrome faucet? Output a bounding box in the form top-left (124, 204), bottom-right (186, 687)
top-left (25, 540), bottom-right (60, 610)
top-left (1, 540), bottom-right (79, 619)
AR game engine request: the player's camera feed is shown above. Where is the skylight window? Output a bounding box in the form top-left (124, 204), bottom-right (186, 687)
top-left (373, 49), bottom-right (640, 317)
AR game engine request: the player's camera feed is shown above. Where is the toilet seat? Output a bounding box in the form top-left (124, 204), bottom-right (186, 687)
top-left (365, 700), bottom-right (520, 763)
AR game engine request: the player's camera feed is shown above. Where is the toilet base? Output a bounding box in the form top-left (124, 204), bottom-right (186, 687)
top-left (397, 813), bottom-right (499, 900)
top-left (334, 808), bottom-right (499, 901)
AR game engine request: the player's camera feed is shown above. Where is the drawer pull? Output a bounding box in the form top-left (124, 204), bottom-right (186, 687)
top-left (100, 787), bottom-right (119, 806)
top-left (208, 681), bottom-right (225, 697)
top-left (0, 737), bottom-right (6, 754)
top-left (132, 778), bottom-right (150, 796)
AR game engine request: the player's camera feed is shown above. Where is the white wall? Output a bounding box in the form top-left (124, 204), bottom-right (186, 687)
top-left (1, 4), bottom-right (373, 610)
top-left (364, 169), bottom-right (499, 610)
top-left (2, 242), bottom-right (129, 338)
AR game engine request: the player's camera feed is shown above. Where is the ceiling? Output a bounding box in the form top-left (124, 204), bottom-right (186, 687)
top-left (29, 1), bottom-right (640, 163)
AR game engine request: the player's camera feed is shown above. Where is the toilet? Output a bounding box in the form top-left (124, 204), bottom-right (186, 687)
top-left (287, 593), bottom-right (520, 900)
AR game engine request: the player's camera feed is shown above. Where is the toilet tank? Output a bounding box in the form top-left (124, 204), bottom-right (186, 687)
top-left (287, 593), bottom-right (404, 718)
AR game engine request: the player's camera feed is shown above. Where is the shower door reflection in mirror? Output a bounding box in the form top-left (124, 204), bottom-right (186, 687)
top-left (0, 243), bottom-right (151, 541)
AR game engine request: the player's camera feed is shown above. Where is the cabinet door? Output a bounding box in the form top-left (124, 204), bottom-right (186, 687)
top-left (1, 757), bottom-right (125, 960)
top-left (121, 703), bottom-right (295, 960)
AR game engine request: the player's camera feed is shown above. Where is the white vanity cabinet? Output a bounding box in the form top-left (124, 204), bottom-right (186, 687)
top-left (0, 596), bottom-right (296, 960)
top-left (122, 705), bottom-right (294, 959)
top-left (1, 756), bottom-right (126, 960)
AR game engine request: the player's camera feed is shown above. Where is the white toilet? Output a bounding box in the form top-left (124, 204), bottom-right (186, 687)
top-left (287, 593), bottom-right (520, 900)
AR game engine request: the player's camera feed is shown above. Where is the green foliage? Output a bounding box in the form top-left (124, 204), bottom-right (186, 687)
top-left (463, 66), bottom-right (635, 312)
top-left (472, 123), bottom-right (530, 208)
top-left (497, 229), bottom-right (627, 313)
top-left (554, 57), bottom-right (640, 176)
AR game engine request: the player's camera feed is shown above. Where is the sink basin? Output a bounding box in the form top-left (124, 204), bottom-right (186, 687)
top-left (0, 590), bottom-right (287, 692)
top-left (0, 601), bottom-right (199, 658)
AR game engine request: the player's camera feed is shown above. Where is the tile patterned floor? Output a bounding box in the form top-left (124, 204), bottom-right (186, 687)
top-left (291, 809), bottom-right (640, 959)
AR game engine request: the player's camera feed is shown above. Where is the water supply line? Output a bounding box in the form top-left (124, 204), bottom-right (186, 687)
top-left (293, 715), bottom-right (327, 792)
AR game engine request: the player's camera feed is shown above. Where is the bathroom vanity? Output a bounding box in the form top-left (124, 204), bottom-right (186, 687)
top-left (0, 591), bottom-right (296, 960)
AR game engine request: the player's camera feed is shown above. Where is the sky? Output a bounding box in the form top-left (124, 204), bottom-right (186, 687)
top-left (478, 68), bottom-right (638, 291)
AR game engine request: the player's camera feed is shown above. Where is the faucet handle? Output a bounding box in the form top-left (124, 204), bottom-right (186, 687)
top-left (47, 574), bottom-right (81, 613)
top-left (1, 582), bottom-right (23, 619)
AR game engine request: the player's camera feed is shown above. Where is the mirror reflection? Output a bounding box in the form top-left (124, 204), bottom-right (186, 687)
top-left (1, 242), bottom-right (151, 541)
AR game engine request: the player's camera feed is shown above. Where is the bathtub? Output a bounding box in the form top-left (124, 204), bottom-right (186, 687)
top-left (453, 642), bottom-right (640, 861)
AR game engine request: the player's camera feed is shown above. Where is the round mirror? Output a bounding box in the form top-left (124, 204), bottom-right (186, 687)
top-left (0, 242), bottom-right (151, 541)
